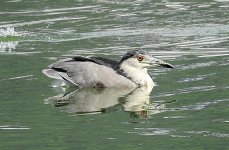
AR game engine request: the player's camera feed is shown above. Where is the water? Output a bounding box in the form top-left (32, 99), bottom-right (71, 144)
top-left (0, 0), bottom-right (229, 149)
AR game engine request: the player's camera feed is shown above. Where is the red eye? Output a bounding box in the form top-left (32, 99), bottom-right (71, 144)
top-left (137, 55), bottom-right (144, 61)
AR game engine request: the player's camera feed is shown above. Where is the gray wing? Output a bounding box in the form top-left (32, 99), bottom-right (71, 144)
top-left (42, 57), bottom-right (136, 88)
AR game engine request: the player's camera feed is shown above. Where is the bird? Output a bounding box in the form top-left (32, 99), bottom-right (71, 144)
top-left (42, 49), bottom-right (174, 89)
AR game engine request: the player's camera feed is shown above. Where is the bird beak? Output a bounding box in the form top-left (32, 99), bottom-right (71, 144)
top-left (146, 55), bottom-right (174, 68)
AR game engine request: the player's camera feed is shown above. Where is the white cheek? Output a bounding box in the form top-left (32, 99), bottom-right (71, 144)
top-left (128, 58), bottom-right (139, 67)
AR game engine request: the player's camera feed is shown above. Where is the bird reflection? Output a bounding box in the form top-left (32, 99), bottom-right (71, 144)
top-left (44, 86), bottom-right (168, 118)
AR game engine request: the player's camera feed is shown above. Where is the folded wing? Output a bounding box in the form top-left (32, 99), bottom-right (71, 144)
top-left (42, 56), bottom-right (136, 88)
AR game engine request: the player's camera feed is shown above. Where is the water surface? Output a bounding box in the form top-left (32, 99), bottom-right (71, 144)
top-left (0, 0), bottom-right (229, 149)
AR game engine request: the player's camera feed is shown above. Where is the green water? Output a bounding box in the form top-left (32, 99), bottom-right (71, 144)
top-left (0, 0), bottom-right (229, 149)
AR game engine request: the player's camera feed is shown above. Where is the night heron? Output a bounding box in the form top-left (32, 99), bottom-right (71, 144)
top-left (42, 49), bottom-right (174, 89)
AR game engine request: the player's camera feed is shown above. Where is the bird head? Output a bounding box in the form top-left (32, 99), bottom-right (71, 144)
top-left (119, 49), bottom-right (174, 69)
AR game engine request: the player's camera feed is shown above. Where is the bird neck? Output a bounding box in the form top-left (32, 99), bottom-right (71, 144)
top-left (119, 63), bottom-right (154, 88)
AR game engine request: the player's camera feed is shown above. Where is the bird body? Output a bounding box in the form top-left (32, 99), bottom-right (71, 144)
top-left (43, 50), bottom-right (173, 89)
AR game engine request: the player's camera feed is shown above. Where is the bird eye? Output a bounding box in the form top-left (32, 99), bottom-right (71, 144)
top-left (137, 55), bottom-right (144, 61)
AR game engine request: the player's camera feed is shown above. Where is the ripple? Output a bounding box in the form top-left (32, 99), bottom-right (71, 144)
top-left (219, 5), bottom-right (229, 7)
top-left (0, 75), bottom-right (34, 81)
top-left (0, 26), bottom-right (23, 53)
top-left (165, 2), bottom-right (189, 10)
top-left (0, 41), bottom-right (19, 52)
top-left (0, 6), bottom-right (98, 15)
top-left (129, 127), bottom-right (229, 138)
top-left (163, 116), bottom-right (190, 119)
top-left (164, 98), bottom-right (229, 112)
top-left (178, 73), bottom-right (216, 83)
top-left (0, 17), bottom-right (87, 28)
top-left (129, 128), bottom-right (173, 136)
top-left (0, 51), bottom-right (41, 55)
top-left (153, 86), bottom-right (217, 98)
top-left (0, 26), bottom-right (20, 37)
top-left (197, 4), bottom-right (211, 8)
top-left (0, 125), bottom-right (30, 130)
top-left (181, 102), bottom-right (215, 110)
top-left (185, 130), bottom-right (229, 138)
top-left (179, 61), bottom-right (217, 70)
top-left (175, 37), bottom-right (229, 47)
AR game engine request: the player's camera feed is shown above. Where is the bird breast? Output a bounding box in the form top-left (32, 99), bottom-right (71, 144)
top-left (120, 63), bottom-right (155, 88)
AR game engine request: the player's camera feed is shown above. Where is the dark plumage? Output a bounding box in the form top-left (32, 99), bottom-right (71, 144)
top-left (119, 50), bottom-right (145, 64)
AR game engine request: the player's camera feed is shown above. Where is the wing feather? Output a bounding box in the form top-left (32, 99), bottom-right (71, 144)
top-left (43, 56), bottom-right (135, 88)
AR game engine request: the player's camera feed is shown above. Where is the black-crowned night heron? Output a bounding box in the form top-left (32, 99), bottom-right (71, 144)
top-left (42, 49), bottom-right (174, 89)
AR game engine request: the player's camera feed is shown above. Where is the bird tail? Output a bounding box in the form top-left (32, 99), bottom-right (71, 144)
top-left (42, 69), bottom-right (63, 80)
top-left (42, 69), bottom-right (79, 87)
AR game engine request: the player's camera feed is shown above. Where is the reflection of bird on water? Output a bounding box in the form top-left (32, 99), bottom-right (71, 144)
top-left (44, 88), bottom-right (133, 115)
top-left (42, 49), bottom-right (173, 89)
top-left (44, 87), bottom-right (171, 118)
